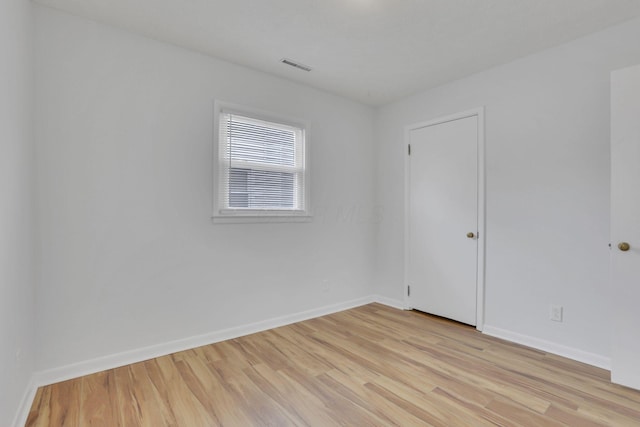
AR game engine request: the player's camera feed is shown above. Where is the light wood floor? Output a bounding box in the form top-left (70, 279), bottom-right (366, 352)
top-left (26, 303), bottom-right (640, 426)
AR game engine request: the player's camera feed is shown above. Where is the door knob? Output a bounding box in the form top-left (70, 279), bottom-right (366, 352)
top-left (466, 232), bottom-right (475, 239)
top-left (618, 242), bottom-right (631, 251)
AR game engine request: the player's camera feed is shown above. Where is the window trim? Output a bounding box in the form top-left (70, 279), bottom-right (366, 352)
top-left (212, 100), bottom-right (312, 223)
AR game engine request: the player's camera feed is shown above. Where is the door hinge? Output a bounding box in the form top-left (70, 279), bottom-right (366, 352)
top-left (407, 285), bottom-right (411, 297)
top-left (408, 144), bottom-right (411, 155)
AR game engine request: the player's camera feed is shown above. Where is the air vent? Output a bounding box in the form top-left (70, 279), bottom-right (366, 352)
top-left (281, 58), bottom-right (312, 72)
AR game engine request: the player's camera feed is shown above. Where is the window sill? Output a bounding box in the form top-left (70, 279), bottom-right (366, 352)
top-left (211, 214), bottom-right (313, 224)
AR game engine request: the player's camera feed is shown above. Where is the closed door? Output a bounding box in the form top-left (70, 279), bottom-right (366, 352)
top-left (407, 114), bottom-right (480, 326)
top-left (611, 64), bottom-right (640, 390)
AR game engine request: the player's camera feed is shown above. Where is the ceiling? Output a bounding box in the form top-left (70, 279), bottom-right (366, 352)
top-left (34, 0), bottom-right (640, 106)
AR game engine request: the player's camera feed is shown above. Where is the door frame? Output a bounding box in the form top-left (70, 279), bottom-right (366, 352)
top-left (404, 107), bottom-right (486, 331)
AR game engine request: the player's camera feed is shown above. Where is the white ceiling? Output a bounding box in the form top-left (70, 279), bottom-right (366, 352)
top-left (34, 0), bottom-right (640, 106)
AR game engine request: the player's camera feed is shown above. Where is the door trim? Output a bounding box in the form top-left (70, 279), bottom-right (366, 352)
top-left (403, 107), bottom-right (486, 331)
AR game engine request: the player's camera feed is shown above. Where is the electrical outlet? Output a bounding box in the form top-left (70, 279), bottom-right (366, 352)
top-left (550, 305), bottom-right (563, 322)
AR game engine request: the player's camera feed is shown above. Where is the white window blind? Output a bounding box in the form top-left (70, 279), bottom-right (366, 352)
top-left (215, 108), bottom-right (308, 219)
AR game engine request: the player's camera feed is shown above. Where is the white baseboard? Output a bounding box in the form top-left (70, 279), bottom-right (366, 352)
top-left (20, 297), bottom-right (612, 425)
top-left (12, 376), bottom-right (37, 427)
top-left (34, 295), bottom-right (391, 387)
top-left (14, 295), bottom-right (405, 425)
top-left (373, 295), bottom-right (406, 310)
top-left (482, 325), bottom-right (611, 370)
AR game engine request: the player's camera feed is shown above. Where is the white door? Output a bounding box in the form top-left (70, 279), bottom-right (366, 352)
top-left (611, 64), bottom-right (640, 390)
top-left (407, 113), bottom-right (481, 326)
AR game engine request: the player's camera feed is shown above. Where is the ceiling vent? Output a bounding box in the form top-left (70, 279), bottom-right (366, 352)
top-left (281, 58), bottom-right (312, 72)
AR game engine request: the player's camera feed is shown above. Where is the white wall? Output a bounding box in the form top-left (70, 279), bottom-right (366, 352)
top-left (375, 17), bottom-right (640, 362)
top-left (0, 0), bottom-right (36, 423)
top-left (35, 7), bottom-right (376, 371)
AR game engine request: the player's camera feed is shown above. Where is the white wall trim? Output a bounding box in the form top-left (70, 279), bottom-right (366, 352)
top-left (12, 376), bottom-right (38, 427)
top-left (403, 107), bottom-right (486, 331)
top-left (14, 295), bottom-right (402, 423)
top-left (483, 325), bottom-right (611, 370)
top-left (34, 295), bottom-right (405, 387)
top-left (15, 297), bottom-right (612, 424)
top-left (16, 296), bottom-right (386, 424)
top-left (374, 295), bottom-right (406, 310)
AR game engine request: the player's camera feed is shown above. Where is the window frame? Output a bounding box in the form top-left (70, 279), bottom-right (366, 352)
top-left (212, 101), bottom-right (311, 223)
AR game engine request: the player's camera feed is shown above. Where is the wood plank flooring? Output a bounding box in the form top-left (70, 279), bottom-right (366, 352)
top-left (26, 304), bottom-right (640, 426)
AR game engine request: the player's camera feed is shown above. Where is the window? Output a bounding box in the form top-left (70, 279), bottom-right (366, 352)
top-left (213, 102), bottom-right (310, 222)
